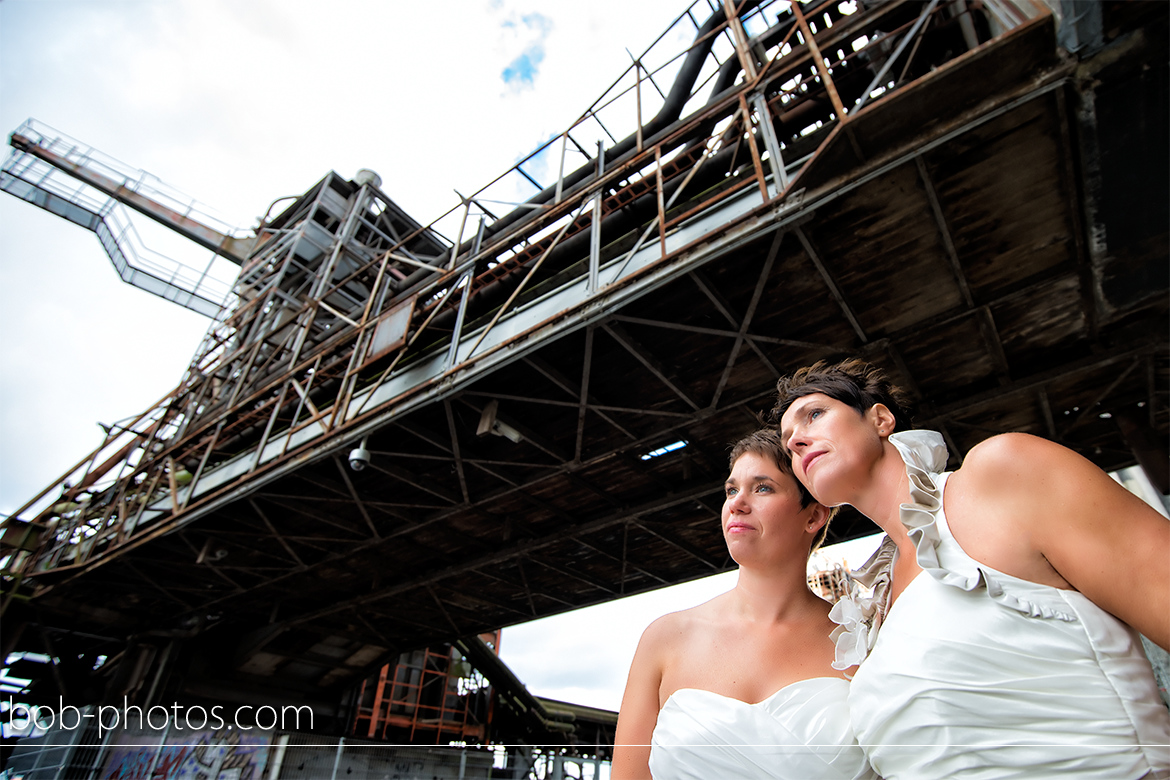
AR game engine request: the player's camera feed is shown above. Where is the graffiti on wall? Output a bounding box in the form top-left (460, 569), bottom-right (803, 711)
top-left (100, 728), bottom-right (271, 780)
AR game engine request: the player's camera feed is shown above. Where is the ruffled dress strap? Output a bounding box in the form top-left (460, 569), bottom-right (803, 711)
top-left (887, 430), bottom-right (1077, 622)
top-left (828, 537), bottom-right (894, 670)
top-left (829, 430), bottom-right (1076, 669)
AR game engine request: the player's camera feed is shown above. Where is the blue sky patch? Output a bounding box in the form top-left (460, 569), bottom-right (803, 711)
top-left (502, 46), bottom-right (545, 86)
top-left (500, 12), bottom-right (552, 89)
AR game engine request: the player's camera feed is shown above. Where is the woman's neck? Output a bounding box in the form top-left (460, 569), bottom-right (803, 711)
top-left (850, 442), bottom-right (915, 551)
top-left (733, 563), bottom-right (822, 623)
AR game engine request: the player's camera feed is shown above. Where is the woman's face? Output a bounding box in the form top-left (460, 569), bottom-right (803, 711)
top-left (778, 392), bottom-right (885, 507)
top-left (722, 451), bottom-right (823, 565)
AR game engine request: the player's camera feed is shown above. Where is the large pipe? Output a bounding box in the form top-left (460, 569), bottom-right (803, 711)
top-left (480, 0), bottom-right (855, 242)
top-left (393, 1), bottom-right (852, 308)
top-left (480, 2), bottom-right (762, 242)
top-left (375, 5), bottom-right (755, 304)
top-left (427, 6), bottom-right (877, 333)
top-left (381, 5), bottom-right (756, 325)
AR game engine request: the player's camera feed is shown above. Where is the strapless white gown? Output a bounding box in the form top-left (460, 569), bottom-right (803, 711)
top-left (836, 430), bottom-right (1170, 779)
top-left (649, 677), bottom-right (877, 779)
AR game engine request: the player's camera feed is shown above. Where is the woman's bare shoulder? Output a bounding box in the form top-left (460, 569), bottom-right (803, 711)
top-left (963, 431), bottom-right (1059, 464)
top-left (948, 431), bottom-right (1137, 553)
top-left (954, 432), bottom-right (1088, 491)
top-left (638, 591), bottom-right (732, 648)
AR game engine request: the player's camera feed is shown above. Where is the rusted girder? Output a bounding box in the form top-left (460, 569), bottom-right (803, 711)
top-left (10, 133), bottom-right (256, 262)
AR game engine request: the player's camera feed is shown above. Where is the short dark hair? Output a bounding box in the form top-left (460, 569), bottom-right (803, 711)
top-left (768, 358), bottom-right (915, 434)
top-left (727, 427), bottom-right (835, 552)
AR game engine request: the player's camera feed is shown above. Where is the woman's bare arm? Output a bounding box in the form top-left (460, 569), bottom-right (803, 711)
top-left (612, 619), bottom-right (672, 780)
top-left (962, 433), bottom-right (1170, 649)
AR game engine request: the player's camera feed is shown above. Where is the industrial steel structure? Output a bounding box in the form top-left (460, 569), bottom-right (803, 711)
top-left (1, 0), bottom-right (1166, 745)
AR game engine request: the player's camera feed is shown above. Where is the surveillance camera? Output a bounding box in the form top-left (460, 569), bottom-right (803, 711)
top-left (476, 399), bottom-right (524, 443)
top-left (490, 420), bottom-right (524, 444)
top-left (348, 446), bottom-right (371, 472)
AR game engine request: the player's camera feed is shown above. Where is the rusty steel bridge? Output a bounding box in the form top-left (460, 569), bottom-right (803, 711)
top-left (1, 0), bottom-right (1166, 734)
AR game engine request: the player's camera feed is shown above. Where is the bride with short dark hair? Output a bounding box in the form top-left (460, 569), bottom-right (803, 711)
top-left (773, 358), bottom-right (1170, 779)
top-left (612, 428), bottom-right (876, 780)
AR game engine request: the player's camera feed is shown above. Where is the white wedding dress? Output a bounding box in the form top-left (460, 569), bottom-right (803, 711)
top-left (649, 677), bottom-right (877, 779)
top-left (836, 430), bottom-right (1170, 779)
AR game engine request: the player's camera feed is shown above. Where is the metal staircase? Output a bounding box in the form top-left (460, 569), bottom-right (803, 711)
top-left (0, 120), bottom-right (242, 317)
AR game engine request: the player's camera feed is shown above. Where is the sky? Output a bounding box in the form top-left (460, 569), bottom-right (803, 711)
top-left (0, 0), bottom-right (887, 715)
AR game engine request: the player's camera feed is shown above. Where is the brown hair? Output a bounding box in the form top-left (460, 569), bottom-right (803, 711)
top-left (768, 358), bottom-right (915, 435)
top-left (728, 427), bottom-right (836, 553)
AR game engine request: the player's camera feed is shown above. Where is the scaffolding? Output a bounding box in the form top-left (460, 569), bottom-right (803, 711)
top-left (350, 635), bottom-right (496, 745)
top-left (0, 120), bottom-right (243, 317)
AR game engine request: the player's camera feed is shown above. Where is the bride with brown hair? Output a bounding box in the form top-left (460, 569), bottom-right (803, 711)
top-left (612, 428), bottom-right (876, 780)
top-left (773, 358), bottom-right (1170, 779)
